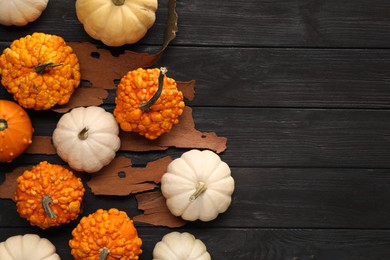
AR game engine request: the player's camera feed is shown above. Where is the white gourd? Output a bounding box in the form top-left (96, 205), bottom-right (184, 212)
top-left (161, 149), bottom-right (235, 222)
top-left (52, 106), bottom-right (121, 173)
top-left (75, 0), bottom-right (158, 46)
top-left (0, 234), bottom-right (60, 260)
top-left (0, 0), bottom-right (49, 26)
top-left (153, 232), bottom-right (211, 260)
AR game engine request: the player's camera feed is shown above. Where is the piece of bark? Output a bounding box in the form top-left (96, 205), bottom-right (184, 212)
top-left (120, 106), bottom-right (228, 153)
top-left (133, 191), bottom-right (187, 228)
top-left (177, 80), bottom-right (195, 101)
top-left (25, 136), bottom-right (55, 154)
top-left (0, 166), bottom-right (30, 200)
top-left (52, 86), bottom-right (108, 113)
top-left (87, 156), bottom-right (172, 196)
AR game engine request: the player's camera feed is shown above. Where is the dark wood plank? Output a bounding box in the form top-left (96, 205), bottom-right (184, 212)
top-left (1, 0), bottom-right (390, 47)
top-left (3, 107), bottom-right (389, 168)
top-left (1, 227), bottom-right (390, 259)
top-left (2, 167), bottom-right (390, 229)
top-left (4, 44), bottom-right (390, 109)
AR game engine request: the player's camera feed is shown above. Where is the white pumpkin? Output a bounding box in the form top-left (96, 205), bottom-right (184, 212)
top-left (52, 106), bottom-right (121, 173)
top-left (161, 149), bottom-right (235, 222)
top-left (153, 232), bottom-right (211, 260)
top-left (75, 0), bottom-right (158, 46)
top-left (0, 234), bottom-right (60, 260)
top-left (0, 0), bottom-right (49, 26)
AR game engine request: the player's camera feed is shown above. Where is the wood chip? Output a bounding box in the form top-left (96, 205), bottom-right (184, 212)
top-left (87, 156), bottom-right (172, 196)
top-left (133, 191), bottom-right (187, 228)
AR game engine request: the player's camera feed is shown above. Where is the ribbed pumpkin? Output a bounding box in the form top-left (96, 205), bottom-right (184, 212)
top-left (0, 99), bottom-right (33, 163)
top-left (114, 67), bottom-right (185, 140)
top-left (69, 208), bottom-right (142, 260)
top-left (14, 161), bottom-right (85, 229)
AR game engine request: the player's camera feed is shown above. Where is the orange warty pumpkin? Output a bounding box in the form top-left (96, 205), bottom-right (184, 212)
top-left (0, 32), bottom-right (81, 110)
top-left (14, 161), bottom-right (85, 229)
top-left (0, 99), bottom-right (34, 163)
top-left (114, 67), bottom-right (185, 140)
top-left (69, 208), bottom-right (142, 260)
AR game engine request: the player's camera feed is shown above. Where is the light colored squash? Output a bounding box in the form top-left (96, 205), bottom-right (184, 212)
top-left (0, 0), bottom-right (49, 26)
top-left (161, 149), bottom-right (235, 222)
top-left (75, 0), bottom-right (158, 46)
top-left (153, 232), bottom-right (211, 260)
top-left (0, 234), bottom-right (60, 260)
top-left (52, 106), bottom-right (121, 173)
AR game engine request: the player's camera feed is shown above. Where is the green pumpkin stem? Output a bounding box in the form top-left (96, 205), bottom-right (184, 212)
top-left (35, 62), bottom-right (63, 74)
top-left (139, 67), bottom-right (168, 112)
top-left (189, 182), bottom-right (207, 201)
top-left (41, 195), bottom-right (57, 219)
top-left (0, 119), bottom-right (7, 131)
top-left (99, 247), bottom-right (110, 260)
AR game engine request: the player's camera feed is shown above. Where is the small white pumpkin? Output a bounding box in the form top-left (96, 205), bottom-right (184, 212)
top-left (0, 0), bottom-right (49, 26)
top-left (153, 232), bottom-right (211, 260)
top-left (75, 0), bottom-right (158, 47)
top-left (161, 149), bottom-right (235, 222)
top-left (0, 234), bottom-right (60, 260)
top-left (52, 106), bottom-right (121, 173)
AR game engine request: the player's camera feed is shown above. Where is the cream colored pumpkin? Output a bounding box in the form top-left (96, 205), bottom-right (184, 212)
top-left (75, 0), bottom-right (158, 47)
top-left (161, 149), bottom-right (235, 222)
top-left (0, 0), bottom-right (49, 26)
top-left (153, 232), bottom-right (211, 260)
top-left (0, 234), bottom-right (60, 260)
top-left (52, 106), bottom-right (121, 173)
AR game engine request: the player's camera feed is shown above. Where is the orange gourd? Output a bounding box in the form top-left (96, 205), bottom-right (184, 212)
top-left (0, 99), bottom-right (33, 163)
top-left (114, 67), bottom-right (185, 140)
top-left (0, 32), bottom-right (81, 110)
top-left (69, 208), bottom-right (142, 260)
top-left (14, 161), bottom-right (85, 229)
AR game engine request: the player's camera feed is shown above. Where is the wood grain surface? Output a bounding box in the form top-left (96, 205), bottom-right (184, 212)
top-left (1, 0), bottom-right (390, 259)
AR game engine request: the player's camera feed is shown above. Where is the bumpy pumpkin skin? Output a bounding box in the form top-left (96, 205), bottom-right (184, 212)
top-left (76, 0), bottom-right (158, 46)
top-left (69, 208), bottom-right (142, 260)
top-left (0, 99), bottom-right (34, 163)
top-left (0, 32), bottom-right (81, 110)
top-left (114, 67), bottom-right (185, 140)
top-left (0, 0), bottom-right (49, 26)
top-left (15, 161), bottom-right (85, 229)
top-left (0, 234), bottom-right (60, 260)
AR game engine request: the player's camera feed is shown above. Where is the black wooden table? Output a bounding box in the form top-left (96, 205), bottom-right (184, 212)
top-left (2, 0), bottom-right (390, 259)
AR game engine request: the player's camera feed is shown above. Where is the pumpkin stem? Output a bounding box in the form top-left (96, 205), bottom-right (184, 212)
top-left (0, 119), bottom-right (7, 131)
top-left (41, 195), bottom-right (57, 219)
top-left (99, 247), bottom-right (110, 260)
top-left (189, 181), bottom-right (207, 201)
top-left (111, 0), bottom-right (125, 6)
top-left (78, 127), bottom-right (89, 140)
top-left (35, 62), bottom-right (63, 74)
top-left (139, 67), bottom-right (168, 112)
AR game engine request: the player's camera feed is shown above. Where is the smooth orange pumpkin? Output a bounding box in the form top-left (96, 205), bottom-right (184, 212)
top-left (0, 99), bottom-right (34, 163)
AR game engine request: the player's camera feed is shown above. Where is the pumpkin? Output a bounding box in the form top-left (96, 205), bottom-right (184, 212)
top-left (0, 99), bottom-right (34, 163)
top-left (75, 0), bottom-right (158, 47)
top-left (0, 0), bottom-right (49, 26)
top-left (14, 161), bottom-right (85, 229)
top-left (114, 67), bottom-right (185, 140)
top-left (69, 208), bottom-right (142, 260)
top-left (0, 234), bottom-right (60, 260)
top-left (153, 232), bottom-right (211, 260)
top-left (161, 149), bottom-right (235, 222)
top-left (52, 106), bottom-right (121, 173)
top-left (0, 32), bottom-right (81, 110)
